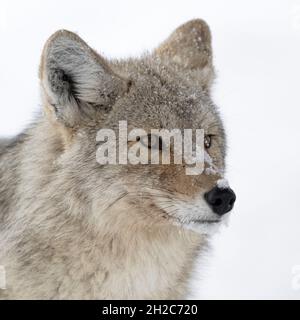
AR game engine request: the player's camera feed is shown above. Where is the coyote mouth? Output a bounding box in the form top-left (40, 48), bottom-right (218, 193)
top-left (171, 216), bottom-right (222, 235)
top-left (170, 216), bottom-right (221, 226)
top-left (189, 219), bottom-right (220, 224)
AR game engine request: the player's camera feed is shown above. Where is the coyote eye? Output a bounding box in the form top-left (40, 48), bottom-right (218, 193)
top-left (204, 135), bottom-right (212, 149)
top-left (140, 134), bottom-right (163, 150)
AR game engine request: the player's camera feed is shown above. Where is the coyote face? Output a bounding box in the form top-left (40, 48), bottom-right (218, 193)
top-left (39, 20), bottom-right (235, 234)
top-left (0, 19), bottom-right (236, 299)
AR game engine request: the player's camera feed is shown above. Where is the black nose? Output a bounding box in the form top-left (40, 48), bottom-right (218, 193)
top-left (204, 186), bottom-right (236, 216)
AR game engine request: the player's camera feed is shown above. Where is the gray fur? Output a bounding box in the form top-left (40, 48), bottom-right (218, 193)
top-left (0, 19), bottom-right (228, 299)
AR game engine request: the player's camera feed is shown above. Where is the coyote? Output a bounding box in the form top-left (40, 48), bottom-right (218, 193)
top-left (0, 19), bottom-right (236, 299)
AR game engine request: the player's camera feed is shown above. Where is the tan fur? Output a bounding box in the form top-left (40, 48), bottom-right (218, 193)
top-left (0, 19), bottom-right (228, 299)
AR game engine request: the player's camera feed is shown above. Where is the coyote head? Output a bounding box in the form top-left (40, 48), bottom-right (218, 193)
top-left (39, 19), bottom-right (235, 235)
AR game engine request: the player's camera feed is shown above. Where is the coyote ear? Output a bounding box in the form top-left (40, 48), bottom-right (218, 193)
top-left (154, 19), bottom-right (214, 89)
top-left (40, 30), bottom-right (128, 127)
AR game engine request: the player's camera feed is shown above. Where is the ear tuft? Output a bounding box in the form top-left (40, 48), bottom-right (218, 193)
top-left (154, 19), bottom-right (214, 88)
top-left (40, 30), bottom-right (128, 126)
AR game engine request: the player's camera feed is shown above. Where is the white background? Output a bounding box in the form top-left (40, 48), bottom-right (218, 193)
top-left (1, 0), bottom-right (300, 299)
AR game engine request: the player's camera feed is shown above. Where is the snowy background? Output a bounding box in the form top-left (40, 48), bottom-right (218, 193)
top-left (1, 0), bottom-right (300, 299)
